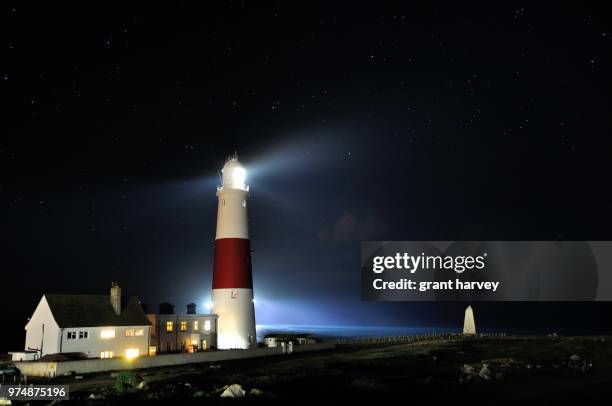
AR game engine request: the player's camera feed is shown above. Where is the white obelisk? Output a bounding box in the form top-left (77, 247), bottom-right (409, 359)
top-left (463, 305), bottom-right (476, 335)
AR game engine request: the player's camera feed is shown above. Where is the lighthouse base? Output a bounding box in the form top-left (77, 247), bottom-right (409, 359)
top-left (212, 288), bottom-right (256, 349)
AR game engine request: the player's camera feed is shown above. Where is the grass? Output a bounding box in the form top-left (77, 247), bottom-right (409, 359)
top-left (35, 336), bottom-right (612, 404)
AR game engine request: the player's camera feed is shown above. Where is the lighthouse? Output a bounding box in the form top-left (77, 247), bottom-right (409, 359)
top-left (211, 154), bottom-right (256, 349)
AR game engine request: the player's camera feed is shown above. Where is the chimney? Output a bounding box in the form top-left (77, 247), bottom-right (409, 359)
top-left (110, 282), bottom-right (121, 315)
top-left (187, 303), bottom-right (197, 314)
top-left (158, 302), bottom-right (174, 315)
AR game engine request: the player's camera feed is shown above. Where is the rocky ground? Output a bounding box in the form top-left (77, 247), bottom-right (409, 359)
top-left (24, 336), bottom-right (612, 404)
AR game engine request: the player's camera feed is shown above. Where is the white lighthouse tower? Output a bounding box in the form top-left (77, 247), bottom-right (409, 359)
top-left (211, 154), bottom-right (256, 349)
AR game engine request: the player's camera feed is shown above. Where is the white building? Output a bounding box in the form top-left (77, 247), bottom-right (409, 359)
top-left (264, 333), bottom-right (317, 348)
top-left (19, 283), bottom-right (151, 360)
top-left (147, 303), bottom-right (218, 354)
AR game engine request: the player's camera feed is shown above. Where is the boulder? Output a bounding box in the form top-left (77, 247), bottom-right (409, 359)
top-left (568, 355), bottom-right (582, 369)
top-left (461, 364), bottom-right (476, 374)
top-left (192, 390), bottom-right (206, 398)
top-left (479, 364), bottom-right (492, 380)
top-left (220, 384), bottom-right (246, 398)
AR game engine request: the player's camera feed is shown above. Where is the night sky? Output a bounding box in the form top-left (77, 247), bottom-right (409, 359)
top-left (2, 4), bottom-right (612, 352)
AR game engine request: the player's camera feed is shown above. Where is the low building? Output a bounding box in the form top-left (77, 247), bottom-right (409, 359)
top-left (8, 350), bottom-right (38, 361)
top-left (18, 283), bottom-right (151, 360)
top-left (147, 303), bottom-right (217, 354)
top-left (264, 333), bottom-right (317, 348)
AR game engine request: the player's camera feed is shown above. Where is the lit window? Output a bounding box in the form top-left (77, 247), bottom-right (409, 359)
top-left (135, 328), bottom-right (144, 336)
top-left (100, 351), bottom-right (114, 359)
top-left (180, 321), bottom-right (187, 331)
top-left (79, 331), bottom-right (89, 339)
top-left (204, 320), bottom-right (211, 331)
top-left (166, 321), bottom-right (173, 332)
top-left (125, 349), bottom-right (139, 359)
top-left (194, 321), bottom-right (199, 331)
top-left (149, 346), bottom-right (157, 356)
top-left (67, 331), bottom-right (77, 339)
top-left (100, 329), bottom-right (115, 339)
top-left (124, 329), bottom-right (135, 337)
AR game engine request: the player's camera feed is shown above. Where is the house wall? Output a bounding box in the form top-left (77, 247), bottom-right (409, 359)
top-left (60, 326), bottom-right (151, 359)
top-left (146, 314), bottom-right (157, 336)
top-left (265, 337), bottom-right (278, 347)
top-left (24, 296), bottom-right (61, 357)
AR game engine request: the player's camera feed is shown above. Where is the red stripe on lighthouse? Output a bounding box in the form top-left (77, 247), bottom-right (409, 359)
top-left (212, 238), bottom-right (253, 289)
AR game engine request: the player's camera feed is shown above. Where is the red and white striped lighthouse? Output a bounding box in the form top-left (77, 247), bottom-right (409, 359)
top-left (211, 154), bottom-right (256, 349)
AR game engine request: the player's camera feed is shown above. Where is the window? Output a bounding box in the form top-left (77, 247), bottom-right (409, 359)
top-left (194, 321), bottom-right (199, 331)
top-left (135, 328), bottom-right (144, 336)
top-left (125, 349), bottom-right (139, 359)
top-left (124, 329), bottom-right (135, 337)
top-left (180, 321), bottom-right (187, 331)
top-left (166, 321), bottom-right (173, 332)
top-left (149, 346), bottom-right (157, 356)
top-left (100, 351), bottom-right (114, 359)
top-left (204, 320), bottom-right (211, 331)
top-left (100, 329), bottom-right (115, 339)
top-left (69, 331), bottom-right (89, 339)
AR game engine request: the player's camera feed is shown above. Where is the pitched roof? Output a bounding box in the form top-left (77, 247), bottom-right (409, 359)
top-left (44, 294), bottom-right (151, 328)
top-left (39, 352), bottom-right (88, 362)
